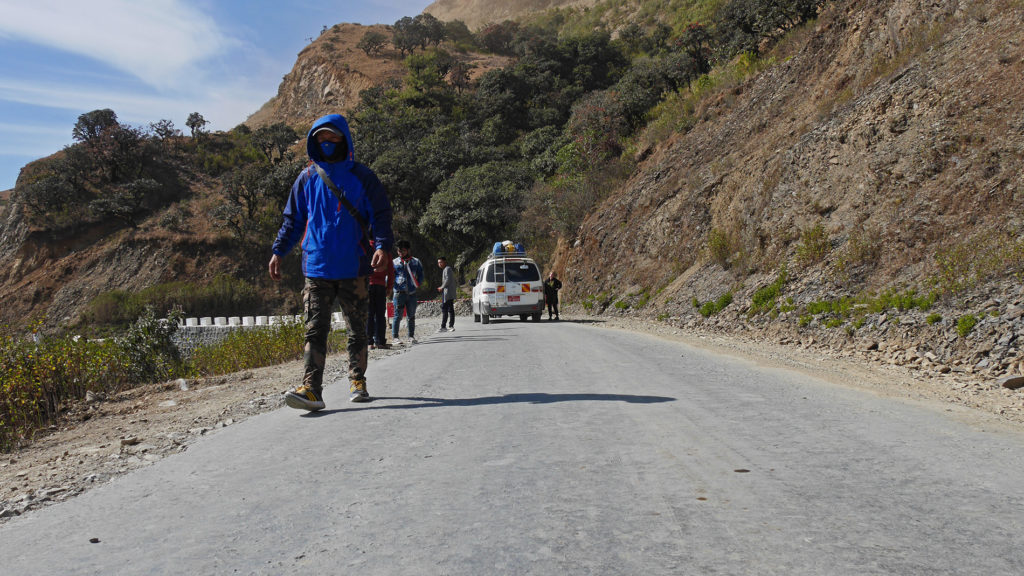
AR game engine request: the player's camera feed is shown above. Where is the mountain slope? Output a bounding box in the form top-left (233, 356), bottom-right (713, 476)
top-left (560, 0), bottom-right (1023, 303)
top-left (424, 0), bottom-right (600, 30)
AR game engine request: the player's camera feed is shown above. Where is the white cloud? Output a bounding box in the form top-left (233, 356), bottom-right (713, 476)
top-left (0, 0), bottom-right (236, 90)
top-left (0, 76), bottom-right (269, 132)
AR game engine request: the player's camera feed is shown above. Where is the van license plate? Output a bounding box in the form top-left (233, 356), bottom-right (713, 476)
top-left (508, 295), bottom-right (520, 302)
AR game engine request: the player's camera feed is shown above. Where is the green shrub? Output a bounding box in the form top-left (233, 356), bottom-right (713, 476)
top-left (1, 308), bottom-right (185, 451)
top-left (868, 288), bottom-right (937, 313)
top-left (750, 266), bottom-right (788, 315)
top-left (926, 313), bottom-right (942, 325)
top-left (956, 314), bottom-right (978, 337)
top-left (698, 292), bottom-right (733, 317)
top-left (707, 228), bottom-right (735, 268)
top-left (795, 223), bottom-right (830, 264)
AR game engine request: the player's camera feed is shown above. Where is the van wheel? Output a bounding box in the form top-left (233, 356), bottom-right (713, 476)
top-left (473, 313), bottom-right (481, 323)
top-left (519, 314), bottom-right (528, 321)
top-left (532, 313), bottom-right (541, 322)
top-left (481, 314), bottom-right (490, 325)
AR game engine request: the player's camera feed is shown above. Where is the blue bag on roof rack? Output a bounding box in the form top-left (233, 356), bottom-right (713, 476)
top-left (492, 240), bottom-right (526, 255)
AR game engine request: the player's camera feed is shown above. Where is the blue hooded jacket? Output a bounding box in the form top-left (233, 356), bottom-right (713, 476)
top-left (271, 114), bottom-right (394, 279)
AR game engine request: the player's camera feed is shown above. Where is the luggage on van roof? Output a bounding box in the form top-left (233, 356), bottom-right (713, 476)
top-left (492, 240), bottom-right (526, 255)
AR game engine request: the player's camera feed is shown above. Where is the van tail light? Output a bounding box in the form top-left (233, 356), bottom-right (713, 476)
top-left (532, 287), bottom-right (542, 292)
top-left (483, 288), bottom-right (496, 295)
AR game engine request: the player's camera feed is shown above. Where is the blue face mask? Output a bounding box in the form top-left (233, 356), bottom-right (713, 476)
top-left (320, 141), bottom-right (339, 158)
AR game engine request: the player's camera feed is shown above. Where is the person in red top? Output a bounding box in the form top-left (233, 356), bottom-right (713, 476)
top-left (366, 240), bottom-right (395, 349)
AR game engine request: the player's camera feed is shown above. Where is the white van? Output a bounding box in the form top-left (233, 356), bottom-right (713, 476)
top-left (471, 252), bottom-right (545, 323)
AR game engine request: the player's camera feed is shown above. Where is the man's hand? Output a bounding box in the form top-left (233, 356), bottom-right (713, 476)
top-left (269, 254), bottom-right (282, 282)
top-left (371, 248), bottom-right (388, 270)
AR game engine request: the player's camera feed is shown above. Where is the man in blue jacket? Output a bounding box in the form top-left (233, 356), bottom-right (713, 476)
top-left (269, 114), bottom-right (393, 410)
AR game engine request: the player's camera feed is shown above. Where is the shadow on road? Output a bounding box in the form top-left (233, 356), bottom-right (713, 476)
top-left (303, 392), bottom-right (674, 416)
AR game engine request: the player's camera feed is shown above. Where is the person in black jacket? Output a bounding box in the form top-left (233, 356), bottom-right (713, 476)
top-left (543, 271), bottom-right (562, 321)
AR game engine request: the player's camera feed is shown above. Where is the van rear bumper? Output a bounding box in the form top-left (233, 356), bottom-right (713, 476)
top-left (482, 301), bottom-right (544, 316)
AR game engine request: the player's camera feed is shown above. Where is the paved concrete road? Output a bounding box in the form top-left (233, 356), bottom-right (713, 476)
top-left (3, 319), bottom-right (1024, 575)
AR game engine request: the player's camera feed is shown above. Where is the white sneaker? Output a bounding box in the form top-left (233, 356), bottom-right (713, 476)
top-left (410, 336), bottom-right (418, 344)
top-left (448, 326), bottom-right (454, 331)
top-left (393, 338), bottom-right (403, 345)
top-left (438, 327), bottom-right (447, 333)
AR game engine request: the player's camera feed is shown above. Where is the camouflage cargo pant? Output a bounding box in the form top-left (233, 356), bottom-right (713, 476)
top-left (302, 277), bottom-right (369, 392)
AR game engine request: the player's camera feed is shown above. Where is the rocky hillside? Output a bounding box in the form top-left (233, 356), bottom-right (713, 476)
top-left (556, 0), bottom-right (1024, 382)
top-left (245, 24), bottom-right (403, 130)
top-left (246, 22), bottom-right (508, 131)
top-left (424, 0), bottom-right (599, 30)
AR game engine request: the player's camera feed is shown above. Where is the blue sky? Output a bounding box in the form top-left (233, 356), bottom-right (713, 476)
top-left (0, 0), bottom-right (434, 191)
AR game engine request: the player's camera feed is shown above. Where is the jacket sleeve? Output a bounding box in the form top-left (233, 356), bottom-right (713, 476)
top-left (386, 258), bottom-right (395, 294)
top-left (414, 259), bottom-right (425, 285)
top-left (353, 164), bottom-right (394, 254)
top-left (271, 169), bottom-right (311, 256)
top-left (442, 267), bottom-right (456, 291)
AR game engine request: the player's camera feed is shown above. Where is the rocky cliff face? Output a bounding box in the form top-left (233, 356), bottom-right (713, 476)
top-left (424, 0), bottom-right (599, 30)
top-left (246, 24), bottom-right (405, 130)
top-left (556, 0), bottom-right (1024, 381)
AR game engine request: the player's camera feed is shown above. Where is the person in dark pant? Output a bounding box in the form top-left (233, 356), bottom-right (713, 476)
top-left (269, 113), bottom-right (393, 410)
top-left (543, 271), bottom-right (562, 320)
top-left (367, 242), bottom-right (394, 349)
top-left (436, 256), bottom-right (456, 332)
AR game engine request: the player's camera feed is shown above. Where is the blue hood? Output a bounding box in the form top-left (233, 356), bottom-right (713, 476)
top-left (307, 114), bottom-right (355, 168)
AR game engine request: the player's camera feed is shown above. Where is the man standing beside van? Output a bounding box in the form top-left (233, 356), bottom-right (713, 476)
top-left (437, 256), bottom-right (456, 332)
top-left (544, 271), bottom-right (562, 321)
top-left (392, 240), bottom-right (424, 344)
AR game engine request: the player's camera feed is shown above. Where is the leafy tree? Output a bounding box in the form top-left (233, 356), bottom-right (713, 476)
top-left (103, 124), bottom-right (150, 182)
top-left (758, 0), bottom-right (826, 34)
top-left (414, 13), bottom-right (446, 48)
top-left (678, 23), bottom-right (712, 75)
top-left (72, 109), bottom-right (119, 144)
top-left (186, 112), bottom-right (209, 138)
top-left (477, 21), bottom-right (519, 55)
top-left (405, 49), bottom-right (454, 93)
top-left (474, 67), bottom-right (530, 136)
top-left (214, 158), bottom-right (305, 243)
top-left (392, 16), bottom-right (423, 56)
top-left (89, 178), bottom-right (160, 228)
top-left (419, 161), bottom-right (533, 250)
top-left (444, 20), bottom-right (474, 49)
top-left (251, 122), bottom-right (299, 164)
top-left (715, 0), bottom-right (761, 55)
top-left (357, 30), bottom-right (388, 56)
top-left (17, 171), bottom-right (82, 226)
top-left (149, 119), bottom-right (180, 140)
top-left (566, 90), bottom-right (628, 165)
top-left (519, 125), bottom-right (567, 178)
top-left (447, 59), bottom-right (474, 94)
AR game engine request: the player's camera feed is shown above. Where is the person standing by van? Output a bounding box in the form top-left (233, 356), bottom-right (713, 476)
top-left (437, 256), bottom-right (456, 332)
top-left (544, 271), bottom-right (562, 320)
top-left (392, 240), bottom-right (424, 344)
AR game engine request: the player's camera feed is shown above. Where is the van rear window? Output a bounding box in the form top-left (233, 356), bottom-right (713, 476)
top-left (486, 262), bottom-right (540, 282)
